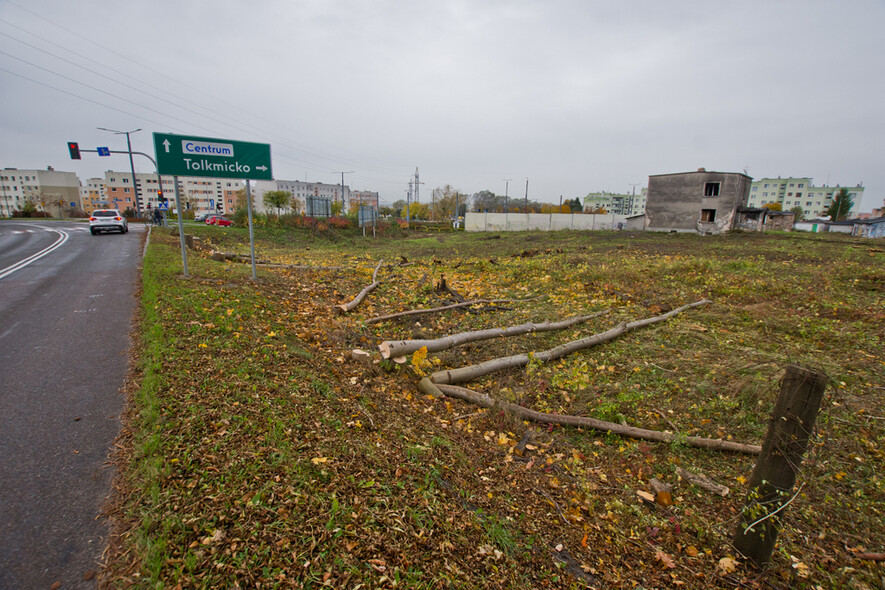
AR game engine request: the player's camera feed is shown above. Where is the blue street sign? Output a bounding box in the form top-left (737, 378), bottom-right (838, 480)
top-left (209, 199), bottom-right (215, 209)
top-left (97, 147), bottom-right (110, 156)
top-left (158, 202), bottom-right (169, 211)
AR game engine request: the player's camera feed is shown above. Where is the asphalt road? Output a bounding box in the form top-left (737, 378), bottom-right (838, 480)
top-left (0, 220), bottom-right (144, 589)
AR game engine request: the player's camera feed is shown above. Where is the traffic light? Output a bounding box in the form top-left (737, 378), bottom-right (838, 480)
top-left (157, 190), bottom-right (166, 203)
top-left (67, 142), bottom-right (81, 160)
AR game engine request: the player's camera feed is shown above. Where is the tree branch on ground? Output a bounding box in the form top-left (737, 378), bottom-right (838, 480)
top-left (379, 310), bottom-right (609, 360)
top-left (336, 260), bottom-right (383, 314)
top-left (432, 383), bottom-right (760, 454)
top-left (675, 466), bottom-right (731, 496)
top-left (430, 300), bottom-right (710, 385)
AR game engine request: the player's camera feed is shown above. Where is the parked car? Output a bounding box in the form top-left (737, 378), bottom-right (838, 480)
top-left (206, 216), bottom-right (232, 227)
top-left (89, 209), bottom-right (128, 235)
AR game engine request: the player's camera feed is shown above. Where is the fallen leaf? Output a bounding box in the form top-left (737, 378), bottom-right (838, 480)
top-left (717, 556), bottom-right (738, 575)
top-left (655, 491), bottom-right (673, 506)
top-left (656, 550), bottom-right (676, 569)
top-left (685, 546), bottom-right (699, 557)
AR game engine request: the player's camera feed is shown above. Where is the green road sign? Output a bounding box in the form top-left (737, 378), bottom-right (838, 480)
top-left (153, 133), bottom-right (273, 180)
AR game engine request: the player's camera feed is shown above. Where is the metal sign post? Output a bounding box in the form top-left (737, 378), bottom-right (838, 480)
top-left (153, 133), bottom-right (272, 280)
top-left (173, 176), bottom-right (188, 277)
top-left (245, 180), bottom-right (257, 280)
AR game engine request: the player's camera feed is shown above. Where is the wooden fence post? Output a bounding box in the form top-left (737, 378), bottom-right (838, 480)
top-left (733, 365), bottom-right (828, 567)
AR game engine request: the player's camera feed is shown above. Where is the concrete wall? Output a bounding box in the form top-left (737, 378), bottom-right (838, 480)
top-left (465, 212), bottom-right (629, 232)
top-left (646, 170), bottom-right (752, 233)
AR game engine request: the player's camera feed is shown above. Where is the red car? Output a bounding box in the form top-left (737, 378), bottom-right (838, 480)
top-left (206, 216), bottom-right (232, 227)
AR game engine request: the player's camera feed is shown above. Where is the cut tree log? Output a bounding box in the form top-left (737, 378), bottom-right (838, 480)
top-left (430, 300), bottom-right (710, 385)
top-left (675, 466), bottom-right (730, 497)
top-left (430, 323), bottom-right (626, 384)
top-left (433, 383), bottom-right (761, 454)
top-left (379, 310), bottom-right (609, 360)
top-left (336, 260), bottom-right (383, 314)
top-left (417, 377), bottom-right (445, 399)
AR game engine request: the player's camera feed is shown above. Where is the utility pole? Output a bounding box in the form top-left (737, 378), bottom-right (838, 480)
top-left (413, 167), bottom-right (422, 204)
top-left (406, 178), bottom-right (412, 227)
top-left (503, 178), bottom-right (511, 231)
top-left (334, 171), bottom-right (353, 211)
top-left (98, 127), bottom-right (142, 217)
top-left (411, 167), bottom-right (424, 223)
top-left (628, 183), bottom-right (640, 216)
top-left (524, 177), bottom-right (529, 213)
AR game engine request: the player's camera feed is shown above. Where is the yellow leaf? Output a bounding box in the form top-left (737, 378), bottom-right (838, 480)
top-left (311, 457), bottom-right (329, 464)
top-left (655, 550), bottom-right (676, 569)
top-left (716, 556), bottom-right (738, 575)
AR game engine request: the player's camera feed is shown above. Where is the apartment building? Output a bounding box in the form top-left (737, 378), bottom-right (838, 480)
top-left (0, 167), bottom-right (81, 216)
top-left (80, 177), bottom-right (108, 211)
top-left (747, 177), bottom-right (863, 218)
top-left (100, 172), bottom-right (244, 215)
top-left (583, 189), bottom-right (647, 216)
top-left (250, 180), bottom-right (352, 214)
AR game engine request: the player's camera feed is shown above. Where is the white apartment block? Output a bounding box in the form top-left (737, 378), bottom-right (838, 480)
top-left (0, 167), bottom-right (81, 216)
top-left (250, 180), bottom-right (351, 214)
top-left (101, 171), bottom-right (244, 215)
top-left (583, 189), bottom-right (647, 216)
top-left (748, 177), bottom-right (863, 218)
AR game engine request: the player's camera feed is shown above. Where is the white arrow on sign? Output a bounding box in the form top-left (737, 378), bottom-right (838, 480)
top-left (163, 139), bottom-right (171, 153)
top-left (256, 165), bottom-right (268, 171)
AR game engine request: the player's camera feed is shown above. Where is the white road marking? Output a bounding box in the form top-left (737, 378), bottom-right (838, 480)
top-left (0, 227), bottom-right (69, 280)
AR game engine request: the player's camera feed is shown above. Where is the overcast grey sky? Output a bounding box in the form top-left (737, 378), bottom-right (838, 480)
top-left (1, 0), bottom-right (883, 211)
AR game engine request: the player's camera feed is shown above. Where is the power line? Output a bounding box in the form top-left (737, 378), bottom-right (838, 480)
top-left (2, 2), bottom-right (410, 179)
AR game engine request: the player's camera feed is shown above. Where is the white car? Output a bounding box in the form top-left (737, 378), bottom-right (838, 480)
top-left (89, 209), bottom-right (129, 235)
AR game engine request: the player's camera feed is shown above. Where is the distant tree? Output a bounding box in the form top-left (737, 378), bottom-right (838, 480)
top-left (826, 188), bottom-right (853, 220)
top-left (472, 190), bottom-right (501, 212)
top-left (331, 201), bottom-right (344, 216)
top-left (401, 201), bottom-right (430, 220)
top-left (235, 188), bottom-right (248, 210)
top-left (390, 200), bottom-right (406, 218)
top-left (762, 202), bottom-right (782, 211)
top-left (566, 198), bottom-right (583, 213)
top-left (790, 206), bottom-right (805, 221)
top-left (430, 185), bottom-right (461, 220)
top-left (263, 190), bottom-right (291, 217)
top-left (289, 196), bottom-right (303, 214)
top-left (379, 205), bottom-right (398, 218)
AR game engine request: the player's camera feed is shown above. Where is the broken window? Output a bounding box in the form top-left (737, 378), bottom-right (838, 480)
top-left (704, 182), bottom-right (720, 197)
top-left (700, 209), bottom-right (716, 222)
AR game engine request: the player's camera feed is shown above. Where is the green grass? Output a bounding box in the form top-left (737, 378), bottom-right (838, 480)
top-left (105, 226), bottom-right (885, 589)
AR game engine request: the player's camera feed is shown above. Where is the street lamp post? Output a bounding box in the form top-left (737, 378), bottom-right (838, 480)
top-left (98, 127), bottom-right (142, 217)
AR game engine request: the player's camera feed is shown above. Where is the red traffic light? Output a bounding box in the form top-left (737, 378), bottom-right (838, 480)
top-left (68, 142), bottom-right (81, 160)
top-left (157, 190), bottom-right (166, 203)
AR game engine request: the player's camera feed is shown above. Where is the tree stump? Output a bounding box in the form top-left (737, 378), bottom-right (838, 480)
top-left (733, 365), bottom-right (828, 566)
